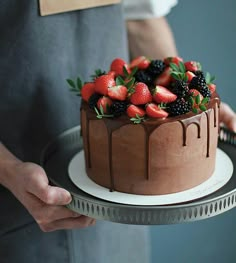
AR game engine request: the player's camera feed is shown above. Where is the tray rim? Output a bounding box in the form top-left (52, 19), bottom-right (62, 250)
top-left (40, 125), bottom-right (236, 224)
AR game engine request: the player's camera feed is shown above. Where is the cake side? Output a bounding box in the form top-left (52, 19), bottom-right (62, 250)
top-left (81, 94), bottom-right (219, 195)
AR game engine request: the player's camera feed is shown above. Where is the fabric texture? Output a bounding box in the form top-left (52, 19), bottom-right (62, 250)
top-left (0, 1), bottom-right (150, 262)
top-left (123, 0), bottom-right (178, 19)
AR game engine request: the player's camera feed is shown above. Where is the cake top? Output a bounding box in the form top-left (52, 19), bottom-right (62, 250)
top-left (67, 56), bottom-right (217, 124)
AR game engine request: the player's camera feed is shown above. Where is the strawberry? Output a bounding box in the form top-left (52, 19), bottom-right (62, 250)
top-left (207, 83), bottom-right (216, 94)
top-left (189, 89), bottom-right (203, 108)
top-left (94, 74), bottom-right (115, 95)
top-left (127, 104), bottom-right (145, 118)
top-left (108, 85), bottom-right (128, 101)
top-left (184, 61), bottom-right (201, 72)
top-left (130, 82), bottom-right (152, 105)
top-left (146, 103), bottom-right (169, 118)
top-left (154, 67), bottom-right (173, 86)
top-left (110, 58), bottom-right (130, 77)
top-left (164, 56), bottom-right (183, 66)
top-left (130, 56), bottom-right (150, 70)
top-left (81, 82), bottom-right (95, 102)
top-left (107, 70), bottom-right (116, 78)
top-left (97, 96), bottom-right (113, 113)
top-left (186, 71), bottom-right (196, 83)
top-left (152, 85), bottom-right (177, 104)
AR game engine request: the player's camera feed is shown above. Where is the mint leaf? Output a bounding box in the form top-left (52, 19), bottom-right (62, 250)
top-left (195, 94), bottom-right (201, 105)
top-left (116, 76), bottom-right (125, 85)
top-left (66, 79), bottom-right (76, 89)
top-left (178, 61), bottom-right (186, 73)
top-left (169, 63), bottom-right (179, 72)
top-left (201, 97), bottom-right (209, 105)
top-left (199, 104), bottom-right (207, 111)
top-left (192, 108), bottom-right (198, 114)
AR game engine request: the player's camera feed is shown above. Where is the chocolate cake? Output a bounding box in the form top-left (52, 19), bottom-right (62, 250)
top-left (69, 56), bottom-right (220, 195)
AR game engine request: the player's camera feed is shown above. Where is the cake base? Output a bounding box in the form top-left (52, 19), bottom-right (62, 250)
top-left (68, 148), bottom-right (233, 206)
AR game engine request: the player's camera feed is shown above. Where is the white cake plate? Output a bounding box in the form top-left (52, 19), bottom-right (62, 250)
top-left (68, 149), bottom-right (233, 206)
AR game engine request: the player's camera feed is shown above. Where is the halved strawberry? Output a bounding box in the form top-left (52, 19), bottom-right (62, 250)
top-left (184, 61), bottom-right (201, 72)
top-left (130, 56), bottom-right (150, 70)
top-left (110, 58), bottom-right (130, 77)
top-left (186, 71), bottom-right (196, 83)
top-left (164, 56), bottom-right (183, 66)
top-left (146, 103), bottom-right (169, 118)
top-left (189, 89), bottom-right (203, 108)
top-left (152, 85), bottom-right (177, 104)
top-left (127, 104), bottom-right (145, 118)
top-left (154, 67), bottom-right (173, 86)
top-left (207, 83), bottom-right (216, 94)
top-left (81, 82), bottom-right (95, 102)
top-left (130, 82), bottom-right (152, 105)
top-left (97, 96), bottom-right (113, 113)
top-left (94, 74), bottom-right (115, 95)
top-left (108, 85), bottom-right (128, 101)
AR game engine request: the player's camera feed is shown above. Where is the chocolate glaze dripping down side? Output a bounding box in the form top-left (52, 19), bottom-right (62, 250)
top-left (81, 93), bottom-right (220, 192)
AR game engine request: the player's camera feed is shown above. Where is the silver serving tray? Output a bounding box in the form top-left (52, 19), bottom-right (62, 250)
top-left (40, 126), bottom-right (236, 225)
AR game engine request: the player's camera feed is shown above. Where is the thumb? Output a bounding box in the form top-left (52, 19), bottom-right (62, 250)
top-left (26, 164), bottom-right (72, 205)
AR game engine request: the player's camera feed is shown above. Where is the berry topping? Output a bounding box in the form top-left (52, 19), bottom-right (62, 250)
top-left (88, 93), bottom-right (102, 109)
top-left (97, 96), bottom-right (113, 113)
top-left (207, 83), bottom-right (216, 94)
top-left (146, 103), bottom-right (169, 118)
top-left (81, 82), bottom-right (95, 102)
top-left (170, 80), bottom-right (189, 98)
top-left (185, 71), bottom-right (196, 83)
top-left (134, 70), bottom-right (153, 86)
top-left (108, 85), bottom-right (128, 101)
top-left (130, 82), bottom-right (152, 105)
top-left (130, 56), bottom-right (150, 70)
top-left (127, 104), bottom-right (145, 118)
top-left (184, 61), bottom-right (201, 72)
top-left (110, 101), bottom-right (128, 117)
top-left (164, 56), bottom-right (183, 66)
top-left (154, 66), bottom-right (173, 86)
top-left (152, 85), bottom-right (177, 104)
top-left (168, 98), bottom-right (191, 116)
top-left (147, 60), bottom-right (165, 77)
top-left (94, 74), bottom-right (116, 95)
top-left (110, 58), bottom-right (130, 77)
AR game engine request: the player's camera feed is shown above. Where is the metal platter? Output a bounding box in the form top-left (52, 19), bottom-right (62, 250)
top-left (40, 126), bottom-right (236, 225)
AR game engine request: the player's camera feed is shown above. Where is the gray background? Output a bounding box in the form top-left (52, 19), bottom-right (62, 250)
top-left (150, 1), bottom-right (236, 263)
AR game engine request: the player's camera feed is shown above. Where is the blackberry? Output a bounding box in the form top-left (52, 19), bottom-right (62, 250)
top-left (168, 99), bottom-right (191, 116)
top-left (199, 86), bottom-right (211, 98)
top-left (110, 101), bottom-right (128, 117)
top-left (189, 76), bottom-right (206, 89)
top-left (194, 70), bottom-right (205, 78)
top-left (170, 80), bottom-right (189, 98)
top-left (88, 93), bottom-right (102, 109)
top-left (147, 60), bottom-right (165, 77)
top-left (134, 70), bottom-right (153, 86)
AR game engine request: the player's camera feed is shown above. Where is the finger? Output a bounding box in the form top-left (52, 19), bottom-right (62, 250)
top-left (25, 165), bottom-right (71, 205)
top-left (220, 103), bottom-right (236, 132)
top-left (40, 216), bottom-right (96, 232)
top-left (34, 204), bottom-right (83, 225)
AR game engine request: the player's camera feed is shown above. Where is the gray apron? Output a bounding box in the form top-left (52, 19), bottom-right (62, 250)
top-left (0, 1), bottom-right (150, 262)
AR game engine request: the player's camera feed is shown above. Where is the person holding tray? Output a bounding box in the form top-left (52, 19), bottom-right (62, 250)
top-left (0, 1), bottom-right (235, 263)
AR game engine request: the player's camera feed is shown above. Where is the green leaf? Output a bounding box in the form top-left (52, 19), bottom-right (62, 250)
top-left (205, 72), bottom-right (211, 84)
top-left (116, 76), bottom-right (125, 86)
top-left (178, 61), bottom-right (186, 73)
top-left (123, 66), bottom-right (129, 78)
top-left (126, 78), bottom-right (135, 90)
top-left (66, 79), bottom-right (76, 89)
top-left (195, 94), bottom-right (201, 105)
top-left (169, 63), bottom-right (179, 72)
top-left (201, 97), bottom-right (209, 105)
top-left (100, 104), bottom-right (104, 115)
top-left (171, 72), bottom-right (181, 80)
top-left (192, 108), bottom-right (198, 114)
top-left (189, 96), bottom-right (195, 106)
top-left (199, 104), bottom-right (207, 111)
top-left (130, 66), bottom-right (138, 77)
top-left (77, 77), bottom-right (83, 90)
top-left (210, 75), bottom-right (216, 82)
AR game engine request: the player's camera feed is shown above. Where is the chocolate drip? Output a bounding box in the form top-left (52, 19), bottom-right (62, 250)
top-left (179, 114), bottom-right (202, 146)
top-left (82, 93), bottom-right (220, 191)
top-left (205, 110), bottom-right (211, 157)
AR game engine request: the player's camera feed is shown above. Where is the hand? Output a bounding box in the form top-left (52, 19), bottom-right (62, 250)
top-left (220, 102), bottom-right (236, 132)
top-left (4, 161), bottom-right (95, 232)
